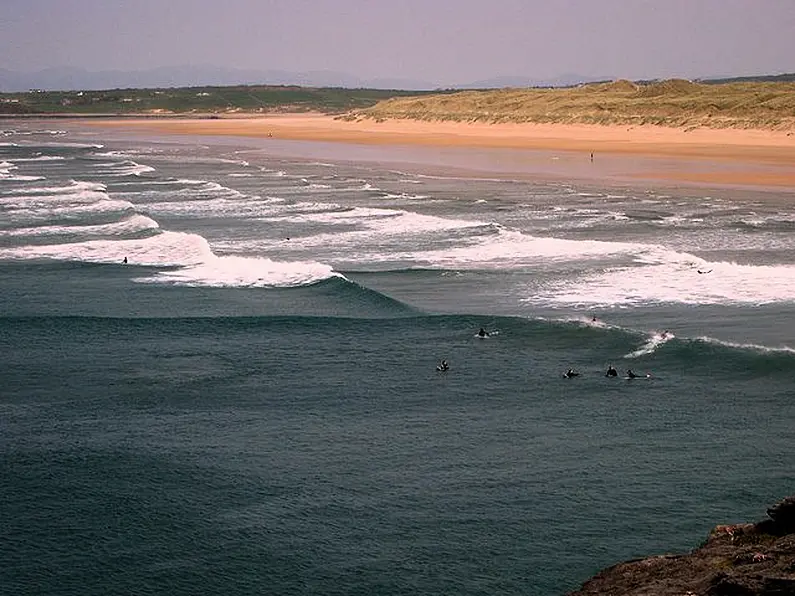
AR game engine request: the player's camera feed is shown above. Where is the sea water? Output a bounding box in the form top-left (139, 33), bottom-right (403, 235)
top-left (1, 122), bottom-right (793, 595)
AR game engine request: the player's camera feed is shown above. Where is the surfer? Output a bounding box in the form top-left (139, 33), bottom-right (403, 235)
top-left (437, 360), bottom-right (449, 372)
top-left (564, 368), bottom-right (579, 378)
top-left (626, 369), bottom-right (639, 379)
top-left (122, 256), bottom-right (128, 264)
top-left (477, 327), bottom-right (490, 338)
top-left (697, 269), bottom-right (712, 274)
top-left (605, 365), bottom-right (618, 377)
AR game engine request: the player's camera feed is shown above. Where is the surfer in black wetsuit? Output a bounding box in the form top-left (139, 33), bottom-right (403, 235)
top-left (626, 369), bottom-right (639, 379)
top-left (437, 360), bottom-right (449, 372)
top-left (477, 327), bottom-right (489, 338)
top-left (122, 256), bottom-right (128, 264)
top-left (605, 365), bottom-right (618, 377)
top-left (564, 368), bottom-right (579, 378)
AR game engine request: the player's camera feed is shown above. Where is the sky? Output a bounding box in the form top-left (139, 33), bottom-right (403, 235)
top-left (1, 0), bottom-right (794, 85)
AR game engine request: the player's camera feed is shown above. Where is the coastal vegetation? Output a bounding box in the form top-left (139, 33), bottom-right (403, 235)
top-left (2, 79), bottom-right (795, 131)
top-left (356, 79), bottom-right (795, 130)
top-left (0, 85), bottom-right (443, 116)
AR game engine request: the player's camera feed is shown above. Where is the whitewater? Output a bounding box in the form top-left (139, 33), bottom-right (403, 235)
top-left (1, 122), bottom-right (793, 596)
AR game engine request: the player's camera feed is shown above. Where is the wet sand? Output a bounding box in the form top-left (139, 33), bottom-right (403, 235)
top-left (85, 114), bottom-right (795, 189)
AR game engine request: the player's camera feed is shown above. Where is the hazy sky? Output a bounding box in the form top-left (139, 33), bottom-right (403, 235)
top-left (2, 0), bottom-right (793, 84)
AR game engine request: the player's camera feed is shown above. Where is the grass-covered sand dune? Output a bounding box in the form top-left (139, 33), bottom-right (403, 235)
top-left (4, 79), bottom-right (794, 132)
top-left (355, 80), bottom-right (795, 131)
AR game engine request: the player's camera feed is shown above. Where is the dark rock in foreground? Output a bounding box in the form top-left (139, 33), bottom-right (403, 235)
top-left (569, 496), bottom-right (795, 596)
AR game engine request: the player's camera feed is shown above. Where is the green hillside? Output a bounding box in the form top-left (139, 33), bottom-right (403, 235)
top-left (0, 85), bottom-right (444, 116)
top-left (3, 79), bottom-right (795, 131)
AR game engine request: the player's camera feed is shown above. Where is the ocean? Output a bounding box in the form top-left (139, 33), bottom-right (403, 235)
top-left (1, 121), bottom-right (793, 595)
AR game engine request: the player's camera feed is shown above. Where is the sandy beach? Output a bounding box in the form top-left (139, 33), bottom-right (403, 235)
top-left (86, 114), bottom-right (795, 189)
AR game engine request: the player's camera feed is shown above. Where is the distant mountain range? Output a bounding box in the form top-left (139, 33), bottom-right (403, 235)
top-left (0, 65), bottom-right (612, 93)
top-left (0, 65), bottom-right (434, 92)
top-left (451, 73), bottom-right (611, 89)
top-left (3, 65), bottom-right (792, 93)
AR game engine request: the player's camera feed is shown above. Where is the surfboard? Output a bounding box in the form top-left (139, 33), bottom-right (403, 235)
top-left (474, 331), bottom-right (498, 339)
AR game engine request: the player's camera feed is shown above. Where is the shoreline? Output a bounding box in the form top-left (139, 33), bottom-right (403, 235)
top-left (77, 113), bottom-right (795, 190)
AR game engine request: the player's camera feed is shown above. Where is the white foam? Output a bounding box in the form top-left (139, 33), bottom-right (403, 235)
top-left (137, 197), bottom-right (277, 218)
top-left (0, 222), bottom-right (340, 288)
top-left (533, 250), bottom-right (795, 307)
top-left (264, 202), bottom-right (639, 269)
top-left (176, 178), bottom-right (214, 185)
top-left (0, 129), bottom-right (66, 137)
top-left (0, 214), bottom-right (159, 240)
top-left (137, 255), bottom-right (341, 288)
top-left (92, 160), bottom-right (155, 176)
top-left (1, 175), bottom-right (46, 182)
top-left (35, 142), bottom-right (104, 149)
top-left (7, 155), bottom-right (66, 163)
top-left (419, 228), bottom-right (635, 269)
top-left (0, 188), bottom-right (110, 209)
top-left (92, 151), bottom-right (129, 158)
top-left (3, 180), bottom-right (107, 196)
top-left (267, 201), bottom-right (349, 219)
top-left (271, 205), bottom-right (400, 225)
top-left (381, 193), bottom-right (431, 201)
top-left (0, 230), bottom-right (212, 267)
top-left (113, 178), bottom-right (211, 188)
top-left (0, 158), bottom-right (48, 180)
top-left (2, 199), bottom-right (135, 225)
top-left (624, 331), bottom-right (675, 358)
top-left (122, 180), bottom-right (247, 200)
top-left (562, 314), bottom-right (611, 329)
top-left (692, 336), bottom-right (795, 355)
top-left (180, 181), bottom-right (246, 198)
